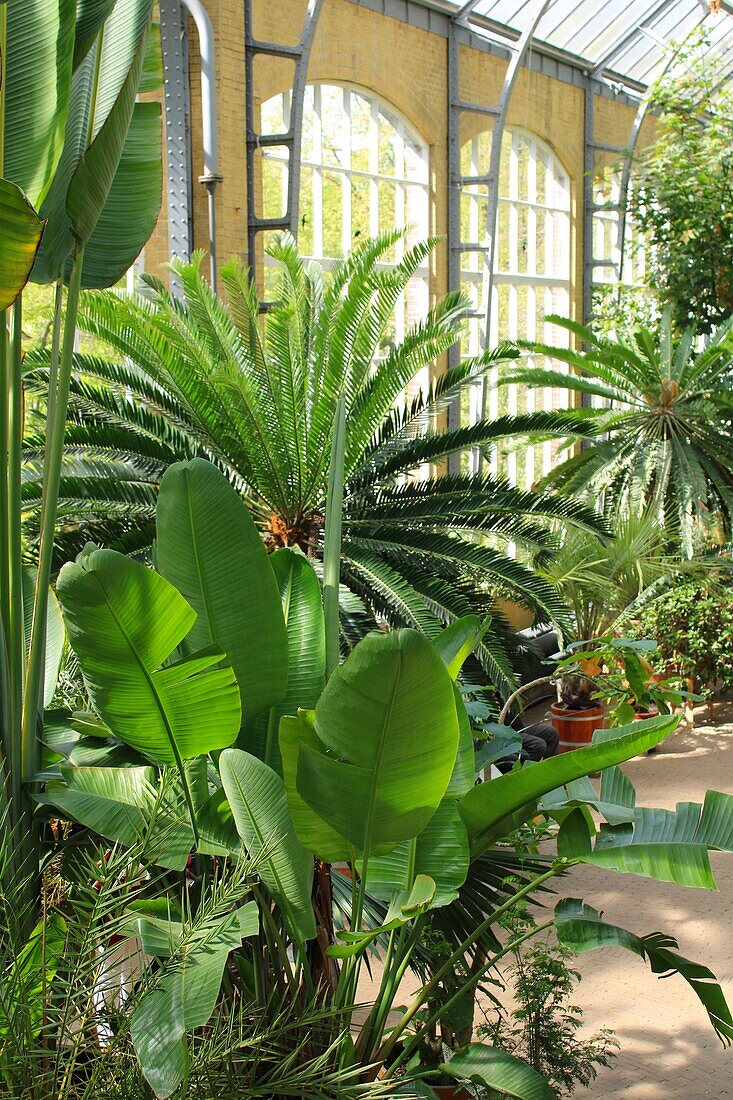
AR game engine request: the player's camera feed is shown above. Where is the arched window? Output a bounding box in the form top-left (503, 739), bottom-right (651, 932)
top-left (460, 128), bottom-right (572, 488)
top-left (261, 83), bottom-right (430, 363)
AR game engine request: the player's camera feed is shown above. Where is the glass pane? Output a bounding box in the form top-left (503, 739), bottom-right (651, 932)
top-left (350, 91), bottom-right (371, 174)
top-left (322, 171), bottom-right (343, 258)
top-left (320, 85), bottom-right (344, 168)
top-left (351, 174), bottom-right (370, 244)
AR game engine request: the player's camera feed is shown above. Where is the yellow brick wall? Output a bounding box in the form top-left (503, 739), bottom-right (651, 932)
top-left (145, 0), bottom-right (651, 324)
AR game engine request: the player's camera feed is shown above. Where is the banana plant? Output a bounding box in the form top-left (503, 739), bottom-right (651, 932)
top-left (0, 0), bottom-right (162, 912)
top-left (40, 458), bottom-right (733, 1097)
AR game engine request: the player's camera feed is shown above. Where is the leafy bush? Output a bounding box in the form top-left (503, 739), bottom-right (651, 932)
top-left (481, 907), bottom-right (619, 1097)
top-left (630, 582), bottom-right (733, 692)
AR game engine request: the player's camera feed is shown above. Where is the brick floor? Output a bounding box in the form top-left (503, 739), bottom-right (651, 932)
top-left (550, 703), bottom-right (733, 1098)
top-left (358, 702), bottom-right (733, 1096)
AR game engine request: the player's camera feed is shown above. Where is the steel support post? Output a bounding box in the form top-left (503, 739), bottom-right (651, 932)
top-left (159, 0), bottom-right (193, 284)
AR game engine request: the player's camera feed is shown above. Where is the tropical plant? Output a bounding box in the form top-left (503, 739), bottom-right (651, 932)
top-left (36, 457), bottom-right (733, 1097)
top-left (536, 510), bottom-right (726, 643)
top-left (21, 237), bottom-right (604, 690)
top-left (629, 579), bottom-right (733, 694)
top-left (0, 0), bottom-right (162, 918)
top-left (499, 311), bottom-right (733, 555)
top-left (481, 904), bottom-right (619, 1097)
top-left (628, 29), bottom-right (733, 334)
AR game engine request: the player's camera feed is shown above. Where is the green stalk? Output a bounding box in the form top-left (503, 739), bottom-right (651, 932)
top-left (21, 250), bottom-right (85, 780)
top-left (378, 866), bottom-right (559, 1068)
top-left (386, 918), bottom-right (555, 1079)
top-left (7, 299), bottom-right (24, 798)
top-left (322, 394), bottom-right (347, 680)
top-left (0, 311), bottom-right (9, 660)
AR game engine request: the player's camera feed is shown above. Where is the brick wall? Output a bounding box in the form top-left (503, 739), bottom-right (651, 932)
top-left (145, 0), bottom-right (652, 327)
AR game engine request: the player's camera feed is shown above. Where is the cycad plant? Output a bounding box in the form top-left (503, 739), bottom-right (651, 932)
top-left (499, 311), bottom-right (733, 555)
top-left (23, 235), bottom-right (600, 688)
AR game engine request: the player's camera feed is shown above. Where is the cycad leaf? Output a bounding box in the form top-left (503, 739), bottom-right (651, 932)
top-left (219, 748), bottom-right (316, 942)
top-left (0, 179), bottom-right (45, 309)
top-left (297, 629), bottom-right (459, 856)
top-left (441, 1043), bottom-right (555, 1099)
top-left (155, 458), bottom-right (288, 724)
top-left (55, 547), bottom-right (241, 764)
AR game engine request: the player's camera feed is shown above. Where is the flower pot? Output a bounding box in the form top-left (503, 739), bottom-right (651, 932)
top-left (550, 702), bottom-right (606, 753)
top-left (431, 1088), bottom-right (473, 1100)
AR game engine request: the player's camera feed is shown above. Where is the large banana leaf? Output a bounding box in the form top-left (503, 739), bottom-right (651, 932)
top-left (131, 907), bottom-right (259, 1099)
top-left (433, 614), bottom-right (489, 680)
top-left (557, 790), bottom-right (733, 889)
top-left (279, 714), bottom-right (349, 862)
top-left (22, 568), bottom-right (64, 707)
top-left (219, 748), bottom-right (316, 942)
top-left (32, 0), bottom-right (154, 282)
top-left (0, 179), bottom-right (45, 309)
top-left (39, 764), bottom-right (193, 869)
top-left (555, 898), bottom-right (733, 1045)
top-left (440, 1043), bottom-right (554, 1099)
top-left (251, 547), bottom-right (325, 768)
top-left (297, 629), bottom-right (459, 856)
top-left (156, 459), bottom-right (288, 725)
top-left (74, 100), bottom-right (161, 288)
top-left (460, 714), bottom-right (679, 855)
top-left (2, 0), bottom-right (75, 206)
top-left (364, 690), bottom-right (473, 905)
top-left (538, 765), bottom-right (637, 827)
top-left (73, 0), bottom-right (118, 67)
top-left (55, 547), bottom-right (241, 764)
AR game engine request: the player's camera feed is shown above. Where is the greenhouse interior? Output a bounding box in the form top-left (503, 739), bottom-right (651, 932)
top-left (2, 0), bottom-right (733, 1097)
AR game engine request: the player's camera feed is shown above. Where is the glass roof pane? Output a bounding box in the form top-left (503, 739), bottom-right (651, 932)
top-left (451, 0), bottom-right (733, 91)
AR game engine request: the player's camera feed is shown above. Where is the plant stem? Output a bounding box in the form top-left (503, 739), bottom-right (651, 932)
top-left (0, 310), bottom-right (9, 685)
top-left (378, 866), bottom-right (559, 1068)
top-left (323, 394), bottom-right (346, 680)
top-left (7, 299), bottom-right (24, 801)
top-left (21, 250), bottom-right (85, 780)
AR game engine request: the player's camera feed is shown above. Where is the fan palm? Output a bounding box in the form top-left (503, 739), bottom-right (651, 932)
top-left (500, 311), bottom-right (733, 555)
top-left (22, 233), bottom-right (601, 688)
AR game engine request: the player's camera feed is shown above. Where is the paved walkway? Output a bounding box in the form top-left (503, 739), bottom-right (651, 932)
top-left (554, 703), bottom-right (733, 1098)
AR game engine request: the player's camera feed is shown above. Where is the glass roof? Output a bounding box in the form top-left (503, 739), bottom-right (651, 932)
top-left (446, 0), bottom-right (733, 92)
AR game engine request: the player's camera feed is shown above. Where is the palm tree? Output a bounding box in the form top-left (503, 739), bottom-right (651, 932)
top-left (23, 233), bottom-right (601, 689)
top-left (500, 311), bottom-right (733, 555)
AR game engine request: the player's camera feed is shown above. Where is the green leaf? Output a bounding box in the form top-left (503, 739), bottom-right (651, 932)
top-left (22, 568), bottom-right (64, 707)
top-left (155, 458), bottom-right (288, 725)
top-left (3, 0), bottom-right (76, 206)
top-left (55, 547), bottom-right (241, 764)
top-left (0, 178), bottom-right (45, 309)
top-left (66, 18), bottom-right (150, 243)
top-left (131, 908), bottom-right (255, 1098)
top-left (297, 629), bottom-right (459, 856)
top-left (0, 914), bottom-right (67, 1039)
top-left (460, 714), bottom-right (679, 855)
top-left (76, 100), bottom-right (161, 288)
top-left (279, 714), bottom-right (349, 862)
top-left (72, 0), bottom-right (117, 67)
top-left (250, 547), bottom-right (325, 770)
top-left (433, 615), bottom-right (489, 680)
top-left (555, 898), bottom-right (733, 1045)
top-left (39, 764), bottom-right (194, 869)
top-left (219, 748), bottom-right (316, 942)
top-left (440, 1043), bottom-right (555, 1099)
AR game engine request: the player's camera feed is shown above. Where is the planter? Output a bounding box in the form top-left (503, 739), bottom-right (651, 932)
top-left (431, 1088), bottom-right (473, 1099)
top-left (550, 702), bottom-right (606, 753)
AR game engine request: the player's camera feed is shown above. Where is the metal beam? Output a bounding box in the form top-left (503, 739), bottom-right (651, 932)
top-left (245, 0), bottom-right (324, 277)
top-left (159, 0), bottom-right (193, 289)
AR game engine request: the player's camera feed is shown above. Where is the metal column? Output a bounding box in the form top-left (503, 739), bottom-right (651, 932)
top-left (159, 0), bottom-right (193, 272)
top-left (446, 0), bottom-right (551, 470)
top-left (244, 0), bottom-right (324, 276)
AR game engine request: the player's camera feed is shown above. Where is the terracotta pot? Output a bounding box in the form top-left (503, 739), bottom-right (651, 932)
top-left (430, 1088), bottom-right (473, 1100)
top-left (550, 702), bottom-right (606, 753)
